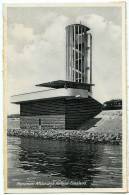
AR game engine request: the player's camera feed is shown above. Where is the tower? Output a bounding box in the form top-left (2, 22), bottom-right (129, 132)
top-left (66, 24), bottom-right (92, 92)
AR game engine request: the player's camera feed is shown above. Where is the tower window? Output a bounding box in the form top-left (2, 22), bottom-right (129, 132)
top-left (72, 70), bottom-right (75, 81)
top-left (75, 43), bottom-right (78, 49)
top-left (82, 75), bottom-right (84, 83)
top-left (75, 26), bottom-right (78, 34)
top-left (79, 60), bottom-right (81, 71)
top-left (75, 72), bottom-right (78, 81)
top-left (73, 33), bottom-right (74, 42)
top-left (75, 51), bottom-right (78, 59)
top-left (79, 27), bottom-right (82, 34)
top-left (78, 73), bottom-right (82, 83)
top-left (75, 60), bottom-right (78, 69)
top-left (79, 44), bottom-right (81, 51)
top-left (82, 63), bottom-right (84, 73)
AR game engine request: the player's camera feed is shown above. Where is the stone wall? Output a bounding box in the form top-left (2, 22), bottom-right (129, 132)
top-left (20, 115), bottom-right (65, 130)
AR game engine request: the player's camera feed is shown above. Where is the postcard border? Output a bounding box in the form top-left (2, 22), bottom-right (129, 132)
top-left (3, 1), bottom-right (128, 193)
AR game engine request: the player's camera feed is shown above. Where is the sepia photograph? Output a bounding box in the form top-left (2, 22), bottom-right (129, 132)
top-left (4, 2), bottom-right (127, 193)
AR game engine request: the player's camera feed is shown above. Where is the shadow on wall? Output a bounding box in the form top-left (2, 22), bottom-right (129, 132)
top-left (79, 118), bottom-right (102, 130)
top-left (7, 117), bottom-right (102, 131)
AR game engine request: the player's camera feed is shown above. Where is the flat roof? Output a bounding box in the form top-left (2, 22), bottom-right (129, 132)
top-left (65, 24), bottom-right (90, 31)
top-left (36, 80), bottom-right (94, 90)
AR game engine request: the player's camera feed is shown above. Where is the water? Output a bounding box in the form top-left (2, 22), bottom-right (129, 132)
top-left (8, 136), bottom-right (122, 188)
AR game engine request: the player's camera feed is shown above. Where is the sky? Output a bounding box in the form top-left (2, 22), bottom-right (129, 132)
top-left (7, 6), bottom-right (122, 114)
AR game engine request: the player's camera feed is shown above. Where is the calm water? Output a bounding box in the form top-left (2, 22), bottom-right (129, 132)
top-left (8, 136), bottom-right (122, 188)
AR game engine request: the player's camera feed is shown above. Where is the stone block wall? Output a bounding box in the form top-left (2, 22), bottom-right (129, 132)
top-left (20, 115), bottom-right (65, 130)
top-left (20, 97), bottom-right (102, 130)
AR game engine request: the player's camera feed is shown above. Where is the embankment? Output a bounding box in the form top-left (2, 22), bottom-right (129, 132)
top-left (7, 110), bottom-right (122, 144)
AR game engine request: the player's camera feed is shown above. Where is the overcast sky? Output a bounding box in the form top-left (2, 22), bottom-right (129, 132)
top-left (7, 6), bottom-right (122, 114)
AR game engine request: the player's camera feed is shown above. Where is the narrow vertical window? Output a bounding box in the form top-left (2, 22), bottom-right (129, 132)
top-left (73, 70), bottom-right (75, 81)
top-left (75, 60), bottom-right (78, 69)
top-left (75, 72), bottom-right (78, 82)
top-left (39, 119), bottom-right (41, 126)
top-left (79, 59), bottom-right (81, 71)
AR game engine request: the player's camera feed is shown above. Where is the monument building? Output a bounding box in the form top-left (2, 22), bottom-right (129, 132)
top-left (11, 24), bottom-right (102, 130)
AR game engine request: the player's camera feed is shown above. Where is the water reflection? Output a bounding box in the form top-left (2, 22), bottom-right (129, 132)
top-left (8, 137), bottom-right (122, 188)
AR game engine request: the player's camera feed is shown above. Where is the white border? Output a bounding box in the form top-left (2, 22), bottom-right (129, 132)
top-left (1, 0), bottom-right (128, 194)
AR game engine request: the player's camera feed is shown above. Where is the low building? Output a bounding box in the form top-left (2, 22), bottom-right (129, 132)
top-left (103, 99), bottom-right (122, 110)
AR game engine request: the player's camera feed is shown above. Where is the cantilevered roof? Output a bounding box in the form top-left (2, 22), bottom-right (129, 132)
top-left (11, 88), bottom-right (89, 104)
top-left (36, 80), bottom-right (94, 90)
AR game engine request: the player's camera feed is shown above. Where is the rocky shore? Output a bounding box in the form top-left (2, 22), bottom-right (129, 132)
top-left (7, 110), bottom-right (122, 145)
top-left (7, 128), bottom-right (121, 144)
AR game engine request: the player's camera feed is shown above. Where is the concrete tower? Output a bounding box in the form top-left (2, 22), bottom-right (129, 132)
top-left (66, 24), bottom-right (92, 88)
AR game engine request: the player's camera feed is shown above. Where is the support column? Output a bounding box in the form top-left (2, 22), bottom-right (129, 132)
top-left (81, 26), bottom-right (82, 82)
top-left (89, 33), bottom-right (92, 93)
top-left (78, 25), bottom-right (79, 82)
top-left (74, 25), bottom-right (76, 82)
top-left (66, 27), bottom-right (68, 80)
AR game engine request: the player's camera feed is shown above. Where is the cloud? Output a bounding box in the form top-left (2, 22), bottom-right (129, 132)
top-left (7, 11), bottom-right (122, 114)
top-left (76, 14), bottom-right (122, 102)
top-left (8, 23), bottom-right (35, 52)
top-left (7, 14), bottom-right (69, 110)
top-left (77, 14), bottom-right (107, 33)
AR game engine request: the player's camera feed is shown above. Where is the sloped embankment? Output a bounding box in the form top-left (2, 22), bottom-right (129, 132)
top-left (85, 110), bottom-right (122, 133)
